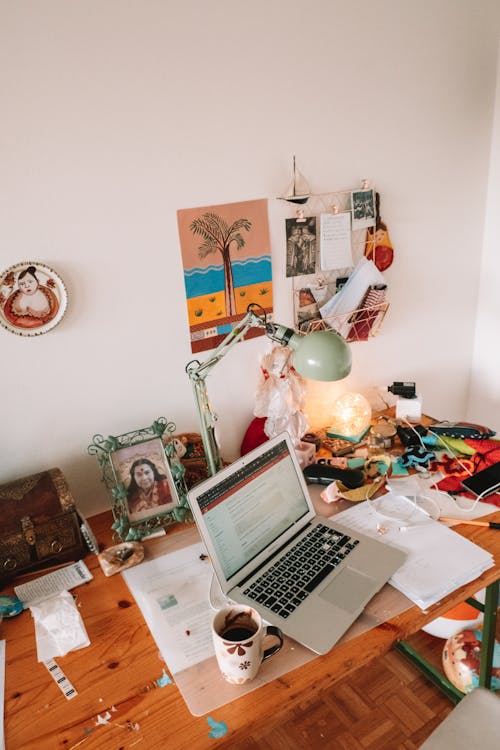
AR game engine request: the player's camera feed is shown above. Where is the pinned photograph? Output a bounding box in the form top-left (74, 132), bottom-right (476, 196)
top-left (295, 287), bottom-right (321, 332)
top-left (351, 189), bottom-right (376, 230)
top-left (285, 217), bottom-right (317, 277)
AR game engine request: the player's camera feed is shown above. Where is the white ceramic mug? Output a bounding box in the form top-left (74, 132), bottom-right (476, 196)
top-left (212, 605), bottom-right (283, 685)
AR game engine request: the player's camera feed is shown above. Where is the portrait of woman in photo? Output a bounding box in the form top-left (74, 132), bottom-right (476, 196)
top-left (126, 457), bottom-right (176, 518)
top-left (1, 264), bottom-right (60, 330)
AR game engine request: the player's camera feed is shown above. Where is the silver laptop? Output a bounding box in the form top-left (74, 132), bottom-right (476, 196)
top-left (188, 432), bottom-right (406, 654)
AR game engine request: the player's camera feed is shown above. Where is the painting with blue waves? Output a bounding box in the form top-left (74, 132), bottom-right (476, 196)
top-left (184, 256), bottom-right (271, 299)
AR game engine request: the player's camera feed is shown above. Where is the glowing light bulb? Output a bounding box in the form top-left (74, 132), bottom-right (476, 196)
top-left (328, 392), bottom-right (372, 439)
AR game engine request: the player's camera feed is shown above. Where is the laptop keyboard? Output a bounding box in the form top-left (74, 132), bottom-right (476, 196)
top-left (242, 523), bottom-right (359, 619)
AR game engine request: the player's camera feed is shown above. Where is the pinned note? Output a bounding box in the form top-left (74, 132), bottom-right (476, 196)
top-left (319, 212), bottom-right (353, 270)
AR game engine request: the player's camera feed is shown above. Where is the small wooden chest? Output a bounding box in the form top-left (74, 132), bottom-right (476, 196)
top-left (0, 468), bottom-right (86, 584)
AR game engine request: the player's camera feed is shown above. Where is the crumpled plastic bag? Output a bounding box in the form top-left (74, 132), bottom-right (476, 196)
top-left (29, 590), bottom-right (90, 662)
top-left (254, 345), bottom-right (309, 444)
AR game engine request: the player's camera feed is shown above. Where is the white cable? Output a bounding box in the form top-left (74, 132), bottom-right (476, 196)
top-left (369, 482), bottom-right (438, 527)
top-left (208, 572), bottom-right (233, 610)
top-left (450, 482), bottom-right (500, 515)
top-left (399, 417), bottom-right (500, 515)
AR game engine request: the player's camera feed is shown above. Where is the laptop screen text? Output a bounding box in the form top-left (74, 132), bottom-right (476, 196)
top-left (195, 439), bottom-right (310, 581)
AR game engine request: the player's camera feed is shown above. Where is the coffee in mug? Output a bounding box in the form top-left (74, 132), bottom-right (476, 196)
top-left (212, 605), bottom-right (283, 685)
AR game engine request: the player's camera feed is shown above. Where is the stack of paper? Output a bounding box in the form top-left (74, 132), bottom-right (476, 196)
top-left (334, 495), bottom-right (494, 610)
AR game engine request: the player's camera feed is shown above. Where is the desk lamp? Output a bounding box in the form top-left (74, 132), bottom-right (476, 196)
top-left (186, 303), bottom-right (352, 476)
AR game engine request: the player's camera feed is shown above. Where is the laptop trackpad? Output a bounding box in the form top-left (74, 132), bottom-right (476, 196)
top-left (319, 567), bottom-right (376, 612)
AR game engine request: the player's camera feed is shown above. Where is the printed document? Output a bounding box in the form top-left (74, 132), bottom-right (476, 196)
top-left (122, 543), bottom-right (215, 673)
top-left (334, 495), bottom-right (494, 610)
top-left (14, 561), bottom-right (93, 604)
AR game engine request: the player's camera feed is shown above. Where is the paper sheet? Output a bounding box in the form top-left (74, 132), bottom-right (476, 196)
top-left (334, 496), bottom-right (494, 609)
top-left (319, 212), bottom-right (353, 270)
top-left (122, 543), bottom-right (215, 673)
top-left (14, 561), bottom-right (93, 605)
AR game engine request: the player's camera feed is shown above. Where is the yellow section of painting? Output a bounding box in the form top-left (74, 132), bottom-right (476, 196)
top-left (186, 282), bottom-right (273, 326)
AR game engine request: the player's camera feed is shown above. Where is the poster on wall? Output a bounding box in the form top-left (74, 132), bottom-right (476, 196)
top-left (177, 199), bottom-right (273, 354)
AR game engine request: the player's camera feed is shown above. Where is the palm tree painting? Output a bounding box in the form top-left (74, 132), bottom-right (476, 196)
top-left (189, 212), bottom-right (251, 318)
top-left (177, 199), bottom-right (273, 354)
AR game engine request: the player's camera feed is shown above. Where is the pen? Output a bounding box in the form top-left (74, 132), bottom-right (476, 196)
top-left (439, 516), bottom-right (500, 529)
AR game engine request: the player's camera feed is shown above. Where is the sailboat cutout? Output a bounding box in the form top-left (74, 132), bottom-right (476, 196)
top-left (278, 156), bottom-right (311, 205)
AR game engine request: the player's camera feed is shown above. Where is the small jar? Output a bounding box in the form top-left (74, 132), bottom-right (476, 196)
top-left (368, 420), bottom-right (397, 452)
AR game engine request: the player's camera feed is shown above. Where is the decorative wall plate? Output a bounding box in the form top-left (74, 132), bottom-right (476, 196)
top-left (0, 261), bottom-right (68, 336)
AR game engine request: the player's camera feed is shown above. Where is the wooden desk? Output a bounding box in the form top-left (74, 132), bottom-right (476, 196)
top-left (3, 503), bottom-right (500, 750)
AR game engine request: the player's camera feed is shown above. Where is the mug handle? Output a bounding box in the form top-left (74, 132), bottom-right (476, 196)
top-left (262, 625), bottom-right (284, 660)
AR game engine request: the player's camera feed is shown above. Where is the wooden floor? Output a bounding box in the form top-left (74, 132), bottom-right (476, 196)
top-left (226, 637), bottom-right (456, 749)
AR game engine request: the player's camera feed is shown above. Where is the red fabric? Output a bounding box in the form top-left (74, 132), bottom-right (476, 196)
top-left (464, 438), bottom-right (500, 469)
top-left (431, 439), bottom-right (500, 507)
top-left (240, 417), bottom-right (268, 456)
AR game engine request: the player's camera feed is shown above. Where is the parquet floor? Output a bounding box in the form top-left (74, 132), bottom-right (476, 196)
top-left (226, 635), bottom-right (457, 749)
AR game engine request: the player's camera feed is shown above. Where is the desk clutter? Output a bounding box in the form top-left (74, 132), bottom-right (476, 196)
top-left (1, 405), bottom-right (500, 733)
top-left (299, 414), bottom-right (500, 509)
top-left (295, 410), bottom-right (500, 613)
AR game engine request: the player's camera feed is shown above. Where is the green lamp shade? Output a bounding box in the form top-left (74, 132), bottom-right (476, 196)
top-left (288, 330), bottom-right (352, 381)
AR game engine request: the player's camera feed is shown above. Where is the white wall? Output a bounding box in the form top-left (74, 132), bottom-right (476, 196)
top-left (1, 1), bottom-right (500, 516)
top-left (468, 41), bottom-right (500, 426)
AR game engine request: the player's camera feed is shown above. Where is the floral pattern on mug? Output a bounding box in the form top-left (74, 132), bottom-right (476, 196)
top-left (223, 640), bottom-right (253, 656)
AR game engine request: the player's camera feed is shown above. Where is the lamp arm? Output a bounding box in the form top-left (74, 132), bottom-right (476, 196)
top-left (189, 376), bottom-right (222, 476)
top-left (185, 305), bottom-right (268, 476)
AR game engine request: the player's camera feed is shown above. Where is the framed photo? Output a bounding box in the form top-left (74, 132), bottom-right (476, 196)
top-left (0, 261), bottom-right (68, 336)
top-left (88, 418), bottom-right (192, 541)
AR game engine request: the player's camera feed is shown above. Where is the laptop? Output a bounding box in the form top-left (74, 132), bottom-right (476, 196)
top-left (188, 432), bottom-right (406, 654)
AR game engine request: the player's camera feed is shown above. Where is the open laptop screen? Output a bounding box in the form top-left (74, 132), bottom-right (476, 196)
top-left (192, 437), bottom-right (310, 582)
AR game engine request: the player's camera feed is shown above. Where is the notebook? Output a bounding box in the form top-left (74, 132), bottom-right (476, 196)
top-left (188, 433), bottom-right (406, 654)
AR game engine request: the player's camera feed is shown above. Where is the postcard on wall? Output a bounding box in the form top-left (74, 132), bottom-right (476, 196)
top-left (319, 212), bottom-right (353, 270)
top-left (285, 217), bottom-right (317, 277)
top-left (351, 188), bottom-right (376, 230)
top-left (295, 287), bottom-right (322, 332)
top-left (177, 199), bottom-right (272, 354)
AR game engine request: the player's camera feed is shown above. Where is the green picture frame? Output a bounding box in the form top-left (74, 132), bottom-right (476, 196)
top-left (88, 417), bottom-right (192, 541)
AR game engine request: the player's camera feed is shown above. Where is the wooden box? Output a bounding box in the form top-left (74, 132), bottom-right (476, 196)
top-left (0, 468), bottom-right (86, 584)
